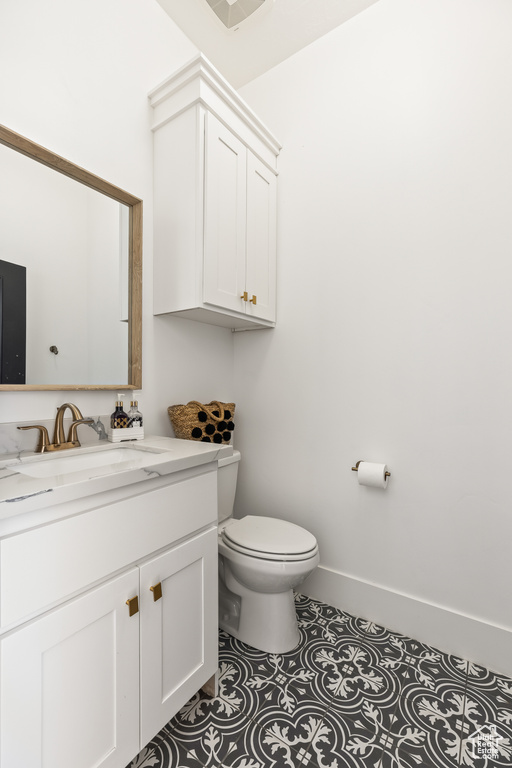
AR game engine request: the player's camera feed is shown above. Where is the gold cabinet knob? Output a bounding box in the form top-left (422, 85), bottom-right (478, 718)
top-left (126, 596), bottom-right (139, 616)
top-left (249, 295), bottom-right (257, 305)
top-left (150, 582), bottom-right (162, 602)
top-left (240, 291), bottom-right (248, 302)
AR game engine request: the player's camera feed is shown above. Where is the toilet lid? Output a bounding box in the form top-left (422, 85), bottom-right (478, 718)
top-left (223, 515), bottom-right (317, 557)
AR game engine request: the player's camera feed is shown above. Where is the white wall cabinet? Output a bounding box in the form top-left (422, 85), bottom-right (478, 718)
top-left (0, 466), bottom-right (218, 768)
top-left (150, 54), bottom-right (281, 330)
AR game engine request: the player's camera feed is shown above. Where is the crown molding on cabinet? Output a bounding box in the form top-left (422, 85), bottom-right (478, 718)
top-left (148, 52), bottom-right (281, 170)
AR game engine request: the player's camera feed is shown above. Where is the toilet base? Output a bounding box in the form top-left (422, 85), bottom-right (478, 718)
top-left (219, 566), bottom-right (300, 654)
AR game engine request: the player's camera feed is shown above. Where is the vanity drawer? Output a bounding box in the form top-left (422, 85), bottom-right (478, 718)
top-left (0, 470), bottom-right (216, 629)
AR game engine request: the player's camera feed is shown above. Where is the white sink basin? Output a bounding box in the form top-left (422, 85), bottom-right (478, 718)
top-left (16, 445), bottom-right (166, 478)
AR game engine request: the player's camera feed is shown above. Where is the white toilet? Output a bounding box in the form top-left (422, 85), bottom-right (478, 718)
top-left (217, 450), bottom-right (319, 654)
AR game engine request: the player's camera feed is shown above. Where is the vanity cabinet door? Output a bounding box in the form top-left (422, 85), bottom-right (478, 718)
top-left (0, 569), bottom-right (140, 768)
top-left (139, 527), bottom-right (218, 747)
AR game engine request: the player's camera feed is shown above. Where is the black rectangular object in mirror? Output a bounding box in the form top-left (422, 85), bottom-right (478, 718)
top-left (0, 259), bottom-right (26, 384)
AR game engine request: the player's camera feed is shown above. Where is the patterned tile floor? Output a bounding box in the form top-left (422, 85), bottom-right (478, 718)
top-left (128, 594), bottom-right (512, 768)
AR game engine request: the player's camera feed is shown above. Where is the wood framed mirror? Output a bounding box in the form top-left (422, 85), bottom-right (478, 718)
top-left (0, 125), bottom-right (142, 391)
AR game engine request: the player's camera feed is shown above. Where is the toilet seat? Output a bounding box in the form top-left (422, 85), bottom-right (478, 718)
top-left (222, 515), bottom-right (319, 562)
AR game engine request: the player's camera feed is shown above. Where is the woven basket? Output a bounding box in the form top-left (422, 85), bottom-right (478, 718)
top-left (168, 400), bottom-right (235, 444)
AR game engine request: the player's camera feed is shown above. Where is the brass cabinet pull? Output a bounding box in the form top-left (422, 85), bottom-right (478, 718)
top-left (150, 582), bottom-right (162, 602)
top-left (240, 291), bottom-right (248, 302)
top-left (249, 295), bottom-right (257, 305)
top-left (126, 596), bottom-right (139, 617)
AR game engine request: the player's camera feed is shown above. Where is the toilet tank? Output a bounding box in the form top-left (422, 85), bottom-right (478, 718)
top-left (217, 449), bottom-right (240, 523)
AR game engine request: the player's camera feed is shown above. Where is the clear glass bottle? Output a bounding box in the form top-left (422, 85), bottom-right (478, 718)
top-left (127, 400), bottom-right (143, 428)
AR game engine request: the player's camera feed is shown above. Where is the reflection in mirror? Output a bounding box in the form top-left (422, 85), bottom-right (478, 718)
top-left (0, 125), bottom-right (142, 391)
top-left (0, 145), bottom-right (128, 384)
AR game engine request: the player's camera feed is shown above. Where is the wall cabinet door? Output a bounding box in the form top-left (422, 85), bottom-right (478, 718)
top-left (203, 113), bottom-right (247, 314)
top-left (0, 569), bottom-right (140, 768)
top-left (139, 528), bottom-right (218, 747)
top-left (203, 112), bottom-right (276, 323)
top-left (245, 152), bottom-right (277, 323)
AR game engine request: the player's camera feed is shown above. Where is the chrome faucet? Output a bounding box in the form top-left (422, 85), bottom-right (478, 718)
top-left (18, 403), bottom-right (94, 453)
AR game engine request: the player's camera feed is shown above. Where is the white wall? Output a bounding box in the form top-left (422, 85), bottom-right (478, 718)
top-left (0, 0), bottom-right (235, 430)
top-left (238, 0), bottom-right (512, 673)
top-left (2, 0), bottom-right (510, 674)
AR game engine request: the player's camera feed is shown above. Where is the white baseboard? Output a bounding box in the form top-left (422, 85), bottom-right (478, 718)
top-left (300, 565), bottom-right (512, 678)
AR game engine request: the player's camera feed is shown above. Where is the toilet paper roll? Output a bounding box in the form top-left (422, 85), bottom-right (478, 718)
top-left (357, 462), bottom-right (389, 489)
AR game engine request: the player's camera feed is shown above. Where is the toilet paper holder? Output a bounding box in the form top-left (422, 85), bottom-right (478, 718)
top-left (351, 460), bottom-right (391, 478)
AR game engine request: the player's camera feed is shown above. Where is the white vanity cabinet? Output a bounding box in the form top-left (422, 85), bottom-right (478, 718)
top-left (150, 53), bottom-right (281, 330)
top-left (0, 463), bottom-right (218, 768)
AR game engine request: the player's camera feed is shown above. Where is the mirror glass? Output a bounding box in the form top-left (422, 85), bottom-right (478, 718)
top-left (0, 126), bottom-right (142, 391)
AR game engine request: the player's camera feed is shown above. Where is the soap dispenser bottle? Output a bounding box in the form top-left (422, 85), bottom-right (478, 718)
top-left (127, 401), bottom-right (143, 428)
top-left (111, 394), bottom-right (128, 429)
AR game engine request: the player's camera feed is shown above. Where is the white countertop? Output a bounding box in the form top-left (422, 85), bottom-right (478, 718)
top-left (0, 436), bottom-right (232, 524)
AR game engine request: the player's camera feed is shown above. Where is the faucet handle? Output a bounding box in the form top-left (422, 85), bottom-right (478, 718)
top-left (17, 425), bottom-right (50, 453)
top-left (68, 419), bottom-right (94, 445)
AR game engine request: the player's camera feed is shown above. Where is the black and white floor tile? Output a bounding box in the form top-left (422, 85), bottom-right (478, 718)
top-left (127, 595), bottom-right (512, 768)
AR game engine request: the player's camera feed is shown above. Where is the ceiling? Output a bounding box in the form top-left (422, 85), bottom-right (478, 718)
top-left (156, 0), bottom-right (380, 88)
